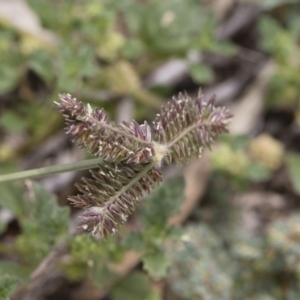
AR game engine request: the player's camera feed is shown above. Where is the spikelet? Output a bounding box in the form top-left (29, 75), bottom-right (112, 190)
top-left (153, 91), bottom-right (232, 165)
top-left (56, 90), bottom-right (231, 236)
top-left (55, 94), bottom-right (154, 164)
top-left (71, 162), bottom-right (162, 236)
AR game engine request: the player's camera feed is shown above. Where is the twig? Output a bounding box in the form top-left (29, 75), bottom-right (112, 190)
top-left (0, 158), bottom-right (103, 183)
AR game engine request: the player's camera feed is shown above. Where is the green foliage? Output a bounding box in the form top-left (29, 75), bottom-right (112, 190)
top-left (66, 177), bottom-right (184, 283)
top-left (110, 272), bottom-right (160, 300)
top-left (117, 0), bottom-right (237, 85)
top-left (1, 1), bottom-right (300, 298)
top-left (165, 164), bottom-right (300, 299)
top-left (286, 153), bottom-right (300, 195)
top-left (0, 261), bottom-right (30, 280)
top-left (0, 182), bottom-right (25, 219)
top-left (56, 44), bottom-right (99, 92)
top-left (0, 111), bottom-right (28, 133)
top-left (259, 16), bottom-right (300, 107)
top-left (267, 214), bottom-right (300, 262)
top-left (0, 0), bottom-right (238, 164)
top-left (194, 172), bottom-right (240, 240)
top-left (142, 249), bottom-right (171, 279)
top-left (167, 225), bottom-right (233, 300)
top-left (139, 176), bottom-right (184, 229)
top-left (0, 274), bottom-right (21, 300)
top-left (27, 49), bottom-right (56, 84)
top-left (0, 29), bottom-right (24, 93)
top-left (188, 64), bottom-right (214, 84)
top-left (0, 183), bottom-right (69, 291)
top-left (0, 164), bottom-right (26, 238)
top-left (0, 0), bottom-right (236, 98)
top-left (129, 177), bottom-right (184, 278)
top-left (232, 214), bottom-right (300, 298)
top-left (65, 234), bottom-right (123, 282)
top-left (122, 0), bottom-right (217, 57)
top-left (16, 182), bottom-right (69, 264)
top-left (210, 135), bottom-right (271, 186)
top-left (167, 215), bottom-right (300, 300)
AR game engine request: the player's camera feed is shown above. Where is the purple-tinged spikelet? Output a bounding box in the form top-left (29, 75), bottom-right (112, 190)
top-left (153, 91), bottom-right (231, 165)
top-left (56, 90), bottom-right (231, 236)
top-left (55, 94), bottom-right (155, 164)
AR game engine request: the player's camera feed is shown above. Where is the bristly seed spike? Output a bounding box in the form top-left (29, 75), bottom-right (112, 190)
top-left (55, 94), bottom-right (155, 165)
top-left (153, 91), bottom-right (231, 165)
top-left (55, 89), bottom-right (231, 236)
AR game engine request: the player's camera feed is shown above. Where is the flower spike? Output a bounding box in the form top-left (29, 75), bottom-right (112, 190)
top-left (56, 90), bottom-right (231, 236)
top-left (153, 91), bottom-right (232, 165)
top-left (71, 162), bottom-right (162, 236)
top-left (55, 94), bottom-right (155, 164)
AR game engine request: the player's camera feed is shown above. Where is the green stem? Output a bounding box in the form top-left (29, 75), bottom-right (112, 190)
top-left (105, 162), bottom-right (155, 208)
top-left (166, 120), bottom-right (210, 149)
top-left (0, 158), bottom-right (104, 183)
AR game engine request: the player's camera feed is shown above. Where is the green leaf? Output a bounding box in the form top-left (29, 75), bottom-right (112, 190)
top-left (66, 234), bottom-right (124, 282)
top-left (123, 231), bottom-right (147, 251)
top-left (142, 249), bottom-right (171, 279)
top-left (0, 261), bottom-right (30, 280)
top-left (166, 225), bottom-right (233, 299)
top-left (0, 182), bottom-right (24, 218)
top-left (286, 153), bottom-right (300, 194)
top-left (188, 64), bottom-right (214, 84)
top-left (0, 274), bottom-right (21, 300)
top-left (111, 272), bottom-right (160, 300)
top-left (57, 44), bottom-right (99, 91)
top-left (24, 182), bottom-right (69, 233)
top-left (122, 38), bottom-right (145, 59)
top-left (0, 65), bottom-right (20, 93)
top-left (28, 49), bottom-right (55, 84)
top-left (0, 29), bottom-right (23, 94)
top-left (16, 182), bottom-right (69, 263)
top-left (214, 41), bottom-right (238, 56)
top-left (123, 0), bottom-right (220, 57)
top-left (0, 111), bottom-right (28, 133)
top-left (245, 162), bottom-right (271, 182)
top-left (124, 177), bottom-right (185, 254)
top-left (140, 176), bottom-right (184, 230)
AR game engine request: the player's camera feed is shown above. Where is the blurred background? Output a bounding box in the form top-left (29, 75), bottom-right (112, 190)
top-left (1, 0), bottom-right (300, 299)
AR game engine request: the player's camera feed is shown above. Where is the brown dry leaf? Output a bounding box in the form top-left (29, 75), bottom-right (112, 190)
top-left (229, 61), bottom-right (277, 135)
top-left (169, 153), bottom-right (211, 225)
